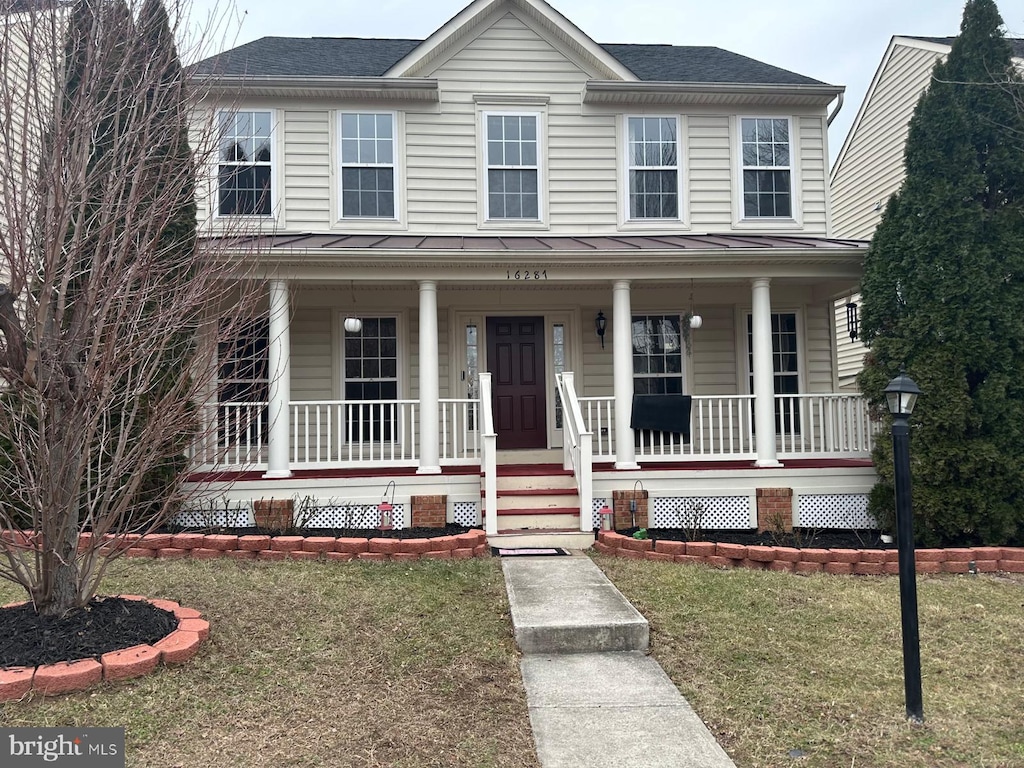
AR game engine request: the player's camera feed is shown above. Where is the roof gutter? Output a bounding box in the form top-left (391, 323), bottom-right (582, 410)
top-left (584, 80), bottom-right (844, 105)
top-left (191, 74), bottom-right (440, 100)
top-left (826, 91), bottom-right (844, 126)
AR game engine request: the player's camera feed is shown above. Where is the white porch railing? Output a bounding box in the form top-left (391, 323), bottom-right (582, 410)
top-left (556, 373), bottom-right (593, 532)
top-left (479, 374), bottom-right (498, 537)
top-left (579, 392), bottom-right (874, 463)
top-left (193, 397), bottom-right (481, 470)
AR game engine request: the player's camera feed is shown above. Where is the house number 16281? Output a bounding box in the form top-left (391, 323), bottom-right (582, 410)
top-left (507, 269), bottom-right (548, 280)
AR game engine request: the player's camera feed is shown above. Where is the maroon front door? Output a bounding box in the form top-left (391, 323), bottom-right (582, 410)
top-left (487, 316), bottom-right (547, 449)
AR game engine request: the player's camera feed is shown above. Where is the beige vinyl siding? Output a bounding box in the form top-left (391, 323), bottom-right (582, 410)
top-left (407, 12), bottom-right (617, 232)
top-left (688, 116), bottom-right (733, 231)
top-left (831, 43), bottom-right (944, 239)
top-left (834, 295), bottom-right (866, 390)
top-left (291, 308), bottom-right (333, 401)
top-left (804, 302), bottom-right (835, 392)
top-left (690, 305), bottom-right (737, 394)
top-left (282, 109), bottom-right (331, 230)
top-left (798, 116), bottom-right (829, 235)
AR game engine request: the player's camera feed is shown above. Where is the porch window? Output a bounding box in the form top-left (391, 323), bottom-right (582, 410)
top-left (485, 113), bottom-right (539, 220)
top-left (344, 317), bottom-right (398, 441)
top-left (217, 110), bottom-right (273, 216)
top-left (339, 112), bottom-right (395, 219)
top-left (746, 312), bottom-right (800, 430)
top-left (631, 315), bottom-right (684, 394)
top-left (552, 323), bottom-right (565, 429)
top-left (627, 117), bottom-right (679, 219)
top-left (740, 118), bottom-right (791, 218)
top-left (217, 317), bottom-right (269, 444)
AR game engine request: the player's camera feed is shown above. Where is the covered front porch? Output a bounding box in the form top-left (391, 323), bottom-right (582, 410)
top-left (187, 233), bottom-right (875, 539)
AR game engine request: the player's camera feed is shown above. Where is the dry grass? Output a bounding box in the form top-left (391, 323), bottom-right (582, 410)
top-left (0, 558), bottom-right (539, 768)
top-left (596, 555), bottom-right (1024, 768)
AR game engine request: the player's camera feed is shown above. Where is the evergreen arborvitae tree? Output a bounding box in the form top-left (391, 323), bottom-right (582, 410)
top-left (859, 0), bottom-right (1024, 546)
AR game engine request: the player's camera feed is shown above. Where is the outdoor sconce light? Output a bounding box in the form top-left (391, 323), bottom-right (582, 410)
top-left (884, 368), bottom-right (924, 724)
top-left (595, 311), bottom-right (607, 349)
top-left (688, 314), bottom-right (703, 329)
top-left (846, 301), bottom-right (859, 342)
top-left (630, 479), bottom-right (645, 529)
top-left (378, 480), bottom-right (396, 530)
top-left (599, 503), bottom-right (614, 531)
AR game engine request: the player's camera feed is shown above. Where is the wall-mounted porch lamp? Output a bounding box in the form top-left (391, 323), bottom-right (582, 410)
top-left (884, 368), bottom-right (924, 724)
top-left (378, 480), bottom-right (396, 531)
top-left (595, 311), bottom-right (607, 349)
top-left (846, 301), bottom-right (859, 342)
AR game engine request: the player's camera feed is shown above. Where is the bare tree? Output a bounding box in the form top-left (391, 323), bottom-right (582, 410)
top-left (0, 0), bottom-right (261, 616)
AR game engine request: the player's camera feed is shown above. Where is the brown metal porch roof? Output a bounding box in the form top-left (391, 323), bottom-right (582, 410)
top-left (207, 233), bottom-right (867, 253)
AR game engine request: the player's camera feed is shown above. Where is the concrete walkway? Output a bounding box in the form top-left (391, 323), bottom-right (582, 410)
top-left (502, 555), bottom-right (737, 768)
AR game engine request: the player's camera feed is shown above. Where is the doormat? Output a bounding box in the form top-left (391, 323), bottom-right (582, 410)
top-left (492, 547), bottom-right (571, 557)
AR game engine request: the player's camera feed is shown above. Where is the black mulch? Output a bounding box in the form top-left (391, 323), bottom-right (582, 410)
top-left (622, 528), bottom-right (893, 550)
top-left (0, 597), bottom-right (178, 669)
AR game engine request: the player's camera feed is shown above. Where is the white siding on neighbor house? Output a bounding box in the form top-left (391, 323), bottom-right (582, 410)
top-left (830, 42), bottom-right (944, 240)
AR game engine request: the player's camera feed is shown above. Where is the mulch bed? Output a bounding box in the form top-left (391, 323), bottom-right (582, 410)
top-left (0, 597), bottom-right (178, 669)
top-left (623, 527), bottom-right (893, 550)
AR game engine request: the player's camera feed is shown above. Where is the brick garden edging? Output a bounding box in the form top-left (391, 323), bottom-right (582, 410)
top-left (593, 531), bottom-right (1024, 575)
top-left (0, 596), bottom-right (208, 701)
top-left (83, 528), bottom-right (491, 562)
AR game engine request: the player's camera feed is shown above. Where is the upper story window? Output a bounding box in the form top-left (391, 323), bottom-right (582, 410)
top-left (627, 117), bottom-right (679, 219)
top-left (485, 113), bottom-right (539, 220)
top-left (218, 110), bottom-right (272, 216)
top-left (740, 118), bottom-right (792, 218)
top-left (340, 113), bottom-right (395, 219)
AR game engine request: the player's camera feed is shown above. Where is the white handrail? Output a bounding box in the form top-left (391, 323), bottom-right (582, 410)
top-left (479, 374), bottom-right (498, 537)
top-left (556, 373), bottom-right (593, 532)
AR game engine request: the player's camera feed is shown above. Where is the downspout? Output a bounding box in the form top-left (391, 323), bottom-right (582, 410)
top-left (826, 91), bottom-right (844, 126)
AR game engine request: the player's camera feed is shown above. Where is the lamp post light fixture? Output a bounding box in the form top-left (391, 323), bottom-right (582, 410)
top-left (884, 369), bottom-right (924, 724)
top-left (598, 503), bottom-right (614, 531)
top-left (595, 310), bottom-right (607, 349)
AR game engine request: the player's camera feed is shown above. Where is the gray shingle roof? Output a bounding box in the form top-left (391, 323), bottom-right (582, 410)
top-left (194, 36), bottom-right (829, 86)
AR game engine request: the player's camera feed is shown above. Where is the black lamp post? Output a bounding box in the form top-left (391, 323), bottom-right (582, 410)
top-left (883, 370), bottom-right (924, 724)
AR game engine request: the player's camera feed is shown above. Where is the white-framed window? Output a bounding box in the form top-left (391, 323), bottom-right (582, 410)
top-left (740, 117), bottom-right (792, 218)
top-left (339, 112), bottom-right (396, 219)
top-left (632, 315), bottom-right (684, 395)
top-left (484, 112), bottom-right (540, 220)
top-left (746, 311), bottom-right (800, 430)
top-left (217, 110), bottom-right (273, 216)
top-left (343, 316), bottom-right (399, 441)
top-left (627, 116), bottom-right (680, 220)
top-left (217, 317), bottom-right (269, 445)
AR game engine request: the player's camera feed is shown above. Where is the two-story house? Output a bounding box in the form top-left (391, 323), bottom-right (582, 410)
top-left (188, 0), bottom-right (876, 548)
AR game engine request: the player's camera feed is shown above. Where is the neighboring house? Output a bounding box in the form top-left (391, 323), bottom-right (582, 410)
top-left (188, 0), bottom-right (876, 547)
top-left (829, 35), bottom-right (1024, 390)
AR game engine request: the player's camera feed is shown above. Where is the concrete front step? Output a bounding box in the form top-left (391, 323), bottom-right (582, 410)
top-left (489, 530), bottom-right (595, 551)
top-left (501, 556), bottom-right (648, 654)
top-left (494, 471), bottom-right (576, 492)
top-left (494, 493), bottom-right (580, 511)
top-left (494, 510), bottom-right (580, 530)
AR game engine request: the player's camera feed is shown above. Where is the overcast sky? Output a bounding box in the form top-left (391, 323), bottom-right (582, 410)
top-left (185, 0), bottom-right (1022, 168)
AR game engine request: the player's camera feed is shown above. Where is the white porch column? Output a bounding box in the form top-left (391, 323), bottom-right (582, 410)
top-left (751, 277), bottom-right (782, 467)
top-left (264, 279), bottom-right (292, 478)
top-left (417, 280), bottom-right (441, 474)
top-left (612, 279), bottom-right (640, 469)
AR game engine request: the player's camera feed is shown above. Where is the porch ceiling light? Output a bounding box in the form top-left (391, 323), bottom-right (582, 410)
top-left (846, 301), bottom-right (859, 342)
top-left (596, 311), bottom-right (607, 349)
top-left (883, 369), bottom-right (921, 418)
top-left (344, 316), bottom-right (363, 334)
top-left (378, 480), bottom-right (396, 530)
